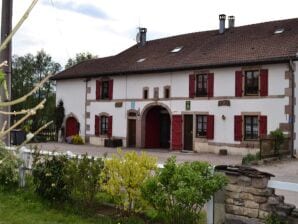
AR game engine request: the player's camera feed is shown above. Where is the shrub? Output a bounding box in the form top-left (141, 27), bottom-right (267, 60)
top-left (0, 144), bottom-right (21, 189)
top-left (265, 213), bottom-right (288, 224)
top-left (65, 154), bottom-right (104, 205)
top-left (101, 149), bottom-right (157, 215)
top-left (141, 157), bottom-right (227, 224)
top-left (32, 153), bottom-right (70, 201)
top-left (270, 129), bottom-right (285, 156)
top-left (71, 135), bottom-right (84, 145)
top-left (242, 152), bottom-right (260, 165)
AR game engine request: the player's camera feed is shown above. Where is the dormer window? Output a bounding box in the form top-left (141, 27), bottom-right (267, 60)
top-left (137, 58), bottom-right (146, 63)
top-left (170, 46), bottom-right (183, 53)
top-left (274, 28), bottom-right (284, 34)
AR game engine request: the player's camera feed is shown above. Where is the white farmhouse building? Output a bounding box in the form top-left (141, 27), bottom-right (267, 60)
top-left (53, 16), bottom-right (298, 155)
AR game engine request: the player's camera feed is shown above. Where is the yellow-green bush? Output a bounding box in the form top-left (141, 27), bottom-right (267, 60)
top-left (101, 149), bottom-right (157, 215)
top-left (71, 135), bottom-right (84, 145)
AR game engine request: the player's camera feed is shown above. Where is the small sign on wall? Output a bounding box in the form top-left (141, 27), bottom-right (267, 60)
top-left (131, 101), bottom-right (136, 109)
top-left (218, 100), bottom-right (231, 107)
top-left (185, 101), bottom-right (191, 111)
top-left (115, 102), bottom-right (123, 108)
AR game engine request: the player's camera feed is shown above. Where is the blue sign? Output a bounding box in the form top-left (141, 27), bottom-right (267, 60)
top-left (131, 101), bottom-right (136, 110)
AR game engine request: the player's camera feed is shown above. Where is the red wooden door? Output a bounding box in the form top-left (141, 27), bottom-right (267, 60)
top-left (145, 107), bottom-right (161, 148)
top-left (172, 115), bottom-right (182, 150)
top-left (66, 117), bottom-right (78, 137)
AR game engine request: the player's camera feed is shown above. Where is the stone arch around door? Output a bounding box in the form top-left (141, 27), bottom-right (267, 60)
top-left (141, 102), bottom-right (172, 149)
top-left (65, 113), bottom-right (80, 137)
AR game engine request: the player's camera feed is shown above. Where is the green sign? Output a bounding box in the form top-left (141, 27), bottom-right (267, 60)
top-left (186, 101), bottom-right (191, 110)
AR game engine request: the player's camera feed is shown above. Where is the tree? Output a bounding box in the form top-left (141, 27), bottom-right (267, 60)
top-left (141, 157), bottom-right (227, 224)
top-left (65, 52), bottom-right (97, 69)
top-left (11, 50), bottom-right (61, 131)
top-left (55, 99), bottom-right (65, 135)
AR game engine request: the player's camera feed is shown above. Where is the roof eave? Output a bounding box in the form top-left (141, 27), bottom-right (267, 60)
top-left (52, 56), bottom-right (296, 81)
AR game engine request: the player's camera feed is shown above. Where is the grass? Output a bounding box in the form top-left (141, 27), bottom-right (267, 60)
top-left (0, 189), bottom-right (133, 224)
top-left (0, 188), bottom-right (207, 224)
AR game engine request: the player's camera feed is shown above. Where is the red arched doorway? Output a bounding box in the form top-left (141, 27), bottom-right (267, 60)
top-left (65, 117), bottom-right (79, 137)
top-left (145, 106), bottom-right (170, 149)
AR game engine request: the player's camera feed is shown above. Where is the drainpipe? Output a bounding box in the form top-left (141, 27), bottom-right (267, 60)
top-left (289, 59), bottom-right (295, 158)
top-left (84, 78), bottom-right (91, 143)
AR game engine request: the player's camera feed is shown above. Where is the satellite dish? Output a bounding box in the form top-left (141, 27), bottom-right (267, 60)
top-left (136, 32), bottom-right (141, 43)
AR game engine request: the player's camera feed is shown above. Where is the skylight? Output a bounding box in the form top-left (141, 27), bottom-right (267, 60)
top-left (274, 28), bottom-right (284, 34)
top-left (170, 46), bottom-right (183, 53)
top-left (137, 58), bottom-right (146, 63)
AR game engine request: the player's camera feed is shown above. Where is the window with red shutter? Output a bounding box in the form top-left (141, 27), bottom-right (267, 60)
top-left (235, 71), bottom-right (243, 97)
top-left (172, 115), bottom-right (182, 150)
top-left (107, 116), bottom-right (113, 138)
top-left (108, 80), bottom-right (113, 100)
top-left (259, 115), bottom-right (267, 138)
top-left (206, 115), bottom-right (214, 139)
top-left (189, 74), bottom-right (195, 98)
top-left (207, 73), bottom-right (214, 98)
top-left (260, 69), bottom-right (268, 96)
top-left (234, 115), bottom-right (243, 141)
top-left (96, 80), bottom-right (101, 100)
top-left (95, 115), bottom-right (100, 136)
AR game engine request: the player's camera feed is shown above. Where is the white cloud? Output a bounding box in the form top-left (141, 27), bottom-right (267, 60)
top-left (6, 0), bottom-right (298, 66)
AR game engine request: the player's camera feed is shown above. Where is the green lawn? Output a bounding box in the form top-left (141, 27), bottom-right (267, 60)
top-left (0, 190), bottom-right (120, 224)
top-left (0, 189), bottom-right (206, 224)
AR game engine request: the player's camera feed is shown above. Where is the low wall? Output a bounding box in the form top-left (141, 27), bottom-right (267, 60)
top-left (215, 165), bottom-right (298, 224)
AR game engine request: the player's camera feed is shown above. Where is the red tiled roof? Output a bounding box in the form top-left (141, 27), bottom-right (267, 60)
top-left (53, 18), bottom-right (298, 80)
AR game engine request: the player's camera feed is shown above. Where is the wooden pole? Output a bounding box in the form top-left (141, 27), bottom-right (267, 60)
top-left (0, 0), bottom-right (13, 145)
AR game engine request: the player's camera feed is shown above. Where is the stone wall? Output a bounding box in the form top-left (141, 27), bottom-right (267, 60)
top-left (215, 165), bottom-right (298, 224)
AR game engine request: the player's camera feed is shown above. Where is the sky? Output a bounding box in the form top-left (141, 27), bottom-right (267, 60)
top-left (6, 0), bottom-right (298, 67)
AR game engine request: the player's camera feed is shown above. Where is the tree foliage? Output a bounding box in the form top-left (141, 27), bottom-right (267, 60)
top-left (141, 157), bottom-right (227, 224)
top-left (55, 99), bottom-right (65, 133)
top-left (12, 50), bottom-right (61, 131)
top-left (101, 150), bottom-right (157, 215)
top-left (65, 52), bottom-right (97, 69)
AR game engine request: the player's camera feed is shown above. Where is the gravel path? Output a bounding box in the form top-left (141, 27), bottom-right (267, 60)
top-left (31, 142), bottom-right (243, 165)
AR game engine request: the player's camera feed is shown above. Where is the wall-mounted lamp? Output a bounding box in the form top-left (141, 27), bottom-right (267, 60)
top-left (222, 115), bottom-right (226, 120)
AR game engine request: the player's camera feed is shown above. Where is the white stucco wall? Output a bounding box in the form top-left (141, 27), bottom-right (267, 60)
top-left (56, 79), bottom-right (86, 137)
top-left (57, 63), bottom-right (290, 153)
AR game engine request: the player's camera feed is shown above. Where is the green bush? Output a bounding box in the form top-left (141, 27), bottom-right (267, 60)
top-left (65, 154), bottom-right (104, 205)
top-left (71, 135), bottom-right (84, 145)
top-left (0, 144), bottom-right (21, 189)
top-left (101, 149), bottom-right (157, 215)
top-left (242, 152), bottom-right (260, 165)
top-left (32, 153), bottom-right (70, 201)
top-left (141, 157), bottom-right (227, 224)
top-left (265, 213), bottom-right (287, 224)
top-left (270, 129), bottom-right (285, 156)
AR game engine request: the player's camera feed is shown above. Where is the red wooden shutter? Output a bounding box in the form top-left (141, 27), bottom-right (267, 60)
top-left (207, 73), bottom-right (214, 98)
top-left (108, 116), bottom-right (113, 138)
top-left (108, 79), bottom-right (114, 100)
top-left (260, 69), bottom-right (268, 96)
top-left (206, 115), bottom-right (214, 139)
top-left (96, 80), bottom-right (101, 100)
top-left (189, 74), bottom-right (195, 98)
top-left (95, 115), bottom-right (100, 136)
top-left (234, 115), bottom-right (243, 141)
top-left (171, 115), bottom-right (182, 150)
top-left (235, 71), bottom-right (243, 97)
top-left (259, 115), bottom-right (267, 138)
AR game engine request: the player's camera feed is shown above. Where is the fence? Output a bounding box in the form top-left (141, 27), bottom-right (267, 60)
top-left (32, 124), bottom-right (57, 142)
top-left (259, 137), bottom-right (290, 159)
